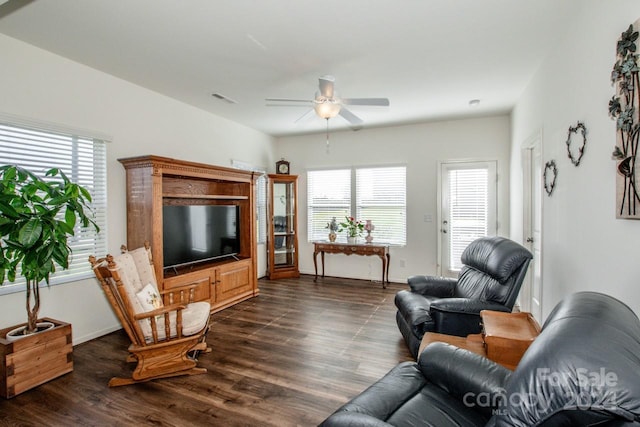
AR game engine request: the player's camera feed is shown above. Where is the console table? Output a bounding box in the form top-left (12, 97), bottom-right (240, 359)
top-left (313, 241), bottom-right (390, 288)
top-left (418, 310), bottom-right (541, 369)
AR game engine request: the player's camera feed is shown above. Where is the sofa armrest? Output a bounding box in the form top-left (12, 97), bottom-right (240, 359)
top-left (319, 412), bottom-right (394, 427)
top-left (320, 361), bottom-right (426, 426)
top-left (407, 275), bottom-right (457, 296)
top-left (430, 298), bottom-right (511, 315)
top-left (418, 342), bottom-right (512, 419)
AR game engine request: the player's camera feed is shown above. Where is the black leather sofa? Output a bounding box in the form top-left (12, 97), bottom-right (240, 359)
top-left (395, 236), bottom-right (532, 358)
top-left (320, 292), bottom-right (640, 426)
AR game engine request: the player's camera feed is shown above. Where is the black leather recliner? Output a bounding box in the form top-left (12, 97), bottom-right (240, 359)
top-left (395, 236), bottom-right (533, 358)
top-left (321, 292), bottom-right (640, 426)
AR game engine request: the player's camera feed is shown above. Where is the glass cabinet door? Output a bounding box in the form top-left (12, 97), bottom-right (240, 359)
top-left (268, 174), bottom-right (299, 279)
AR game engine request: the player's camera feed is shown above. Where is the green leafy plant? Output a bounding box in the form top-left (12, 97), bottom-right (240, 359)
top-left (339, 216), bottom-right (364, 238)
top-left (0, 165), bottom-right (99, 335)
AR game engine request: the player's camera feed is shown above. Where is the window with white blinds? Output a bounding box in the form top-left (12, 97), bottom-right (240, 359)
top-left (446, 163), bottom-right (496, 270)
top-left (0, 120), bottom-right (108, 295)
top-left (356, 166), bottom-right (406, 245)
top-left (307, 169), bottom-right (351, 241)
top-left (307, 166), bottom-right (407, 245)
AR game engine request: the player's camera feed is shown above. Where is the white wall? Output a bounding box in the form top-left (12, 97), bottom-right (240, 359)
top-left (510, 1), bottom-right (640, 318)
top-left (0, 34), bottom-right (275, 344)
top-left (276, 115), bottom-right (511, 282)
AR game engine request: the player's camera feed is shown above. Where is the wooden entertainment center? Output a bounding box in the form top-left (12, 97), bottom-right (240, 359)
top-left (118, 155), bottom-right (259, 313)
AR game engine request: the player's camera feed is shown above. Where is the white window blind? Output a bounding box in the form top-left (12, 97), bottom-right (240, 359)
top-left (307, 169), bottom-right (351, 241)
top-left (307, 166), bottom-right (407, 245)
top-left (448, 167), bottom-right (489, 270)
top-left (356, 166), bottom-right (406, 245)
top-left (0, 121), bottom-right (108, 294)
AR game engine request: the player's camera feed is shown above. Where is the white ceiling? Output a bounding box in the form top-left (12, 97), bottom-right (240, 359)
top-left (0, 0), bottom-right (581, 136)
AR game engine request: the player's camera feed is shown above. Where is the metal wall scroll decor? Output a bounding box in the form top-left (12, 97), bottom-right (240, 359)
top-left (544, 160), bottom-right (558, 196)
top-left (610, 20), bottom-right (640, 219)
top-left (566, 121), bottom-right (587, 166)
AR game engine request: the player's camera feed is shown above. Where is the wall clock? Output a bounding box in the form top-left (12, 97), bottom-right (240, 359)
top-left (276, 159), bottom-right (290, 174)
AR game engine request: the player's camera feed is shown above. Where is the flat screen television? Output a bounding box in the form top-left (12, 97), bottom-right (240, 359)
top-left (162, 204), bottom-right (240, 269)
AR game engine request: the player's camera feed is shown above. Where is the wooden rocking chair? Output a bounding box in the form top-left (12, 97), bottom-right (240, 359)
top-left (89, 242), bottom-right (211, 387)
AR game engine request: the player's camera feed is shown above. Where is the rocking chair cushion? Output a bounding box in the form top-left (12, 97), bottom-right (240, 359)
top-left (113, 252), bottom-right (147, 314)
top-left (128, 246), bottom-right (158, 287)
top-left (111, 251), bottom-right (210, 342)
top-left (136, 283), bottom-right (163, 312)
top-left (144, 301), bottom-right (210, 343)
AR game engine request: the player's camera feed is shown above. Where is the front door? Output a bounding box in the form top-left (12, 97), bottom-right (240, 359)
top-left (438, 160), bottom-right (497, 277)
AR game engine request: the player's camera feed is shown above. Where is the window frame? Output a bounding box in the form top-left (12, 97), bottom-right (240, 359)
top-left (307, 165), bottom-right (407, 246)
top-left (0, 115), bottom-right (109, 296)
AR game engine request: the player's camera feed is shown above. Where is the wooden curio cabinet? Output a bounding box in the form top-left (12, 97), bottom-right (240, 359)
top-left (267, 174), bottom-right (299, 279)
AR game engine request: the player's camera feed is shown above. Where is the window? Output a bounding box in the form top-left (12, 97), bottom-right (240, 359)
top-left (307, 169), bottom-right (351, 241)
top-left (356, 166), bottom-right (407, 245)
top-left (0, 119), bottom-right (108, 294)
top-left (307, 166), bottom-right (406, 245)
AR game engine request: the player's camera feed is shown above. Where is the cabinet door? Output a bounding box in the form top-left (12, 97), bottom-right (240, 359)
top-left (268, 174), bottom-right (299, 279)
top-left (215, 260), bottom-right (252, 301)
top-left (162, 270), bottom-right (212, 304)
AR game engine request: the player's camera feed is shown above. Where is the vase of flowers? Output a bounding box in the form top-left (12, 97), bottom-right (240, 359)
top-left (339, 216), bottom-right (364, 244)
top-left (326, 217), bottom-right (339, 242)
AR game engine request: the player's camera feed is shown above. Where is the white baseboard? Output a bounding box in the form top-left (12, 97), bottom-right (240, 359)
top-left (73, 324), bottom-right (122, 346)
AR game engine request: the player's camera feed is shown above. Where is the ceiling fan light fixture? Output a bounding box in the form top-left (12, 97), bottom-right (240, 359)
top-left (314, 98), bottom-right (341, 119)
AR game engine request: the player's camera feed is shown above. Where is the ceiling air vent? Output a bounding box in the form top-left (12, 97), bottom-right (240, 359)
top-left (211, 93), bottom-right (238, 104)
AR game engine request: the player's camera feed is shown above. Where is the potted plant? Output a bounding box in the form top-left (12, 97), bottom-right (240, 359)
top-left (0, 164), bottom-right (98, 397)
top-left (339, 216), bottom-right (364, 244)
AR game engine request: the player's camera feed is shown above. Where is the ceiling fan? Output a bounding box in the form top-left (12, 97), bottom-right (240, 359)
top-left (266, 75), bottom-right (389, 131)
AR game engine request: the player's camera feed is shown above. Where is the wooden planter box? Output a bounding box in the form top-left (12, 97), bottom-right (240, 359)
top-left (0, 318), bottom-right (73, 399)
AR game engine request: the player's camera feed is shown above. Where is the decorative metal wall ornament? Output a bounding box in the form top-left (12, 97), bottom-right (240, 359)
top-left (544, 160), bottom-right (558, 196)
top-left (565, 121), bottom-right (587, 166)
top-left (610, 21), bottom-right (640, 219)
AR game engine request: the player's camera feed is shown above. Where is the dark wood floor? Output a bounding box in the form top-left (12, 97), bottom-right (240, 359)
top-left (0, 275), bottom-right (413, 426)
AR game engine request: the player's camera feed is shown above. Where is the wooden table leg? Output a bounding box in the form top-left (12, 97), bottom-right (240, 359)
top-left (385, 253), bottom-right (390, 284)
top-left (376, 253), bottom-right (387, 289)
top-left (313, 250), bottom-right (319, 282)
top-left (320, 251), bottom-right (325, 278)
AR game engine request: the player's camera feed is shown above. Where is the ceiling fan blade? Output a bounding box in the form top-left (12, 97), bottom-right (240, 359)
top-left (339, 107), bottom-right (364, 131)
top-left (318, 75), bottom-right (335, 98)
top-left (266, 104), bottom-right (313, 108)
top-left (294, 109), bottom-right (315, 123)
top-left (341, 98), bottom-right (390, 106)
top-left (265, 98), bottom-right (312, 103)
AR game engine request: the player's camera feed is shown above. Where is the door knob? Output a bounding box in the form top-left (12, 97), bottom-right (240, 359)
top-left (526, 237), bottom-right (534, 243)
